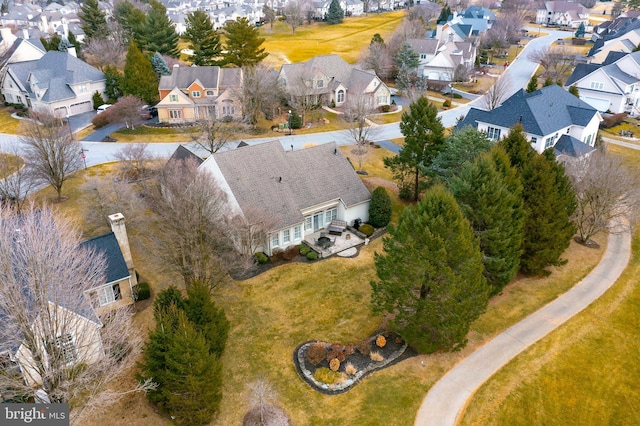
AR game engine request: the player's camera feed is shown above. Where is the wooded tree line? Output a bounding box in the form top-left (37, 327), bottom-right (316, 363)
top-left (373, 96), bottom-right (640, 354)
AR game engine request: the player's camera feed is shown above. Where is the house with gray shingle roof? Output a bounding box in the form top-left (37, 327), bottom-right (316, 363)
top-left (536, 0), bottom-right (589, 28)
top-left (407, 38), bottom-right (475, 82)
top-left (278, 54), bottom-right (390, 110)
top-left (157, 64), bottom-right (242, 123)
top-left (198, 140), bottom-right (371, 255)
top-left (2, 50), bottom-right (105, 117)
top-left (565, 50), bottom-right (640, 116)
top-left (457, 85), bottom-right (601, 156)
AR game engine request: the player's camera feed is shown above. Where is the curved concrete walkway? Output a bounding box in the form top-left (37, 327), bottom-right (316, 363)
top-left (415, 225), bottom-right (632, 426)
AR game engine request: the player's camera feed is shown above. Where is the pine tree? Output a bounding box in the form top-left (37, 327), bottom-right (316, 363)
top-left (153, 286), bottom-right (186, 320)
top-left (103, 65), bottom-right (124, 102)
top-left (184, 281), bottom-right (229, 357)
top-left (92, 91), bottom-right (104, 109)
top-left (575, 22), bottom-right (586, 38)
top-left (384, 96), bottom-right (445, 201)
top-left (326, 0), bottom-right (344, 24)
top-left (430, 126), bottom-right (495, 184)
top-left (79, 0), bottom-right (108, 41)
top-left (449, 148), bottom-right (525, 294)
top-left (368, 186), bottom-right (392, 228)
top-left (151, 52), bottom-right (171, 78)
top-left (569, 85), bottom-right (579, 97)
top-left (223, 17), bottom-right (268, 67)
top-left (498, 124), bottom-right (535, 174)
top-left (1, 0), bottom-right (8, 14)
top-left (140, 0), bottom-right (179, 57)
top-left (122, 41), bottom-right (158, 103)
top-left (184, 10), bottom-right (222, 66)
top-left (543, 77), bottom-right (554, 87)
top-left (437, 5), bottom-right (451, 23)
top-left (526, 75), bottom-right (538, 93)
top-left (371, 185), bottom-right (488, 353)
top-left (370, 33), bottom-right (384, 45)
top-left (115, 0), bottom-right (146, 47)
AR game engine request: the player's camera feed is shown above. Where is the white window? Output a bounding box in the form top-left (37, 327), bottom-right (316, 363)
top-left (222, 105), bottom-right (235, 115)
top-left (169, 94), bottom-right (178, 102)
top-left (191, 91), bottom-right (201, 98)
top-left (317, 80), bottom-right (323, 88)
top-left (206, 90), bottom-right (214, 96)
top-left (590, 81), bottom-right (604, 90)
top-left (305, 216), bottom-right (312, 231)
top-left (55, 334), bottom-right (77, 364)
top-left (486, 127), bottom-right (501, 140)
top-left (294, 225), bottom-right (301, 240)
top-left (272, 233), bottom-right (279, 247)
top-left (77, 84), bottom-right (87, 93)
top-left (531, 137), bottom-right (537, 145)
top-left (378, 95), bottom-right (387, 104)
top-left (337, 90), bottom-right (345, 103)
top-left (420, 54), bottom-right (427, 59)
top-left (169, 110), bottom-right (182, 119)
top-left (283, 229), bottom-right (290, 244)
top-left (585, 134), bottom-right (592, 145)
top-left (544, 136), bottom-right (554, 149)
top-left (95, 284), bottom-right (122, 306)
top-left (325, 208), bottom-right (337, 224)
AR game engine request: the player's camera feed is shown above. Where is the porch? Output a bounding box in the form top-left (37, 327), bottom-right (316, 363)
top-left (303, 228), bottom-right (366, 258)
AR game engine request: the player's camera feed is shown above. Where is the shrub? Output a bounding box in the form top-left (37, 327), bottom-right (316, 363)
top-left (443, 99), bottom-right (451, 108)
top-left (330, 100), bottom-right (336, 108)
top-left (313, 367), bottom-right (343, 384)
top-left (344, 362), bottom-right (357, 376)
top-left (136, 282), bottom-right (151, 300)
top-left (356, 340), bottom-right (370, 356)
top-left (92, 91), bottom-right (104, 110)
top-left (376, 335), bottom-right (387, 348)
top-left (370, 351), bottom-right (384, 362)
top-left (359, 223), bottom-right (374, 237)
top-left (327, 344), bottom-right (352, 362)
top-left (290, 110), bottom-right (303, 129)
top-left (329, 358), bottom-right (340, 372)
top-left (368, 187), bottom-right (392, 228)
top-left (380, 104), bottom-right (390, 113)
top-left (254, 252), bottom-right (268, 264)
top-left (306, 251), bottom-right (317, 261)
top-left (600, 112), bottom-right (628, 128)
top-left (282, 245), bottom-right (299, 260)
top-left (270, 248), bottom-right (284, 262)
top-left (299, 245), bottom-right (310, 255)
top-left (453, 93), bottom-right (463, 99)
top-left (306, 342), bottom-right (327, 366)
top-left (91, 111), bottom-right (112, 129)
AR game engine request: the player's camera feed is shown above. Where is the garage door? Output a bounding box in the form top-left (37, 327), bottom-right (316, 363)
top-left (582, 96), bottom-right (610, 112)
top-left (70, 101), bottom-right (92, 115)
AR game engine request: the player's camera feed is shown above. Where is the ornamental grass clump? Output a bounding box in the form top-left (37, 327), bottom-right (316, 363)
top-left (370, 351), bottom-right (384, 362)
top-left (344, 362), bottom-right (357, 376)
top-left (329, 358), bottom-right (340, 372)
top-left (375, 335), bottom-right (387, 348)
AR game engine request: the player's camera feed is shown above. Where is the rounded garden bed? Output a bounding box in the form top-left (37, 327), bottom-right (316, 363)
top-left (293, 332), bottom-right (417, 395)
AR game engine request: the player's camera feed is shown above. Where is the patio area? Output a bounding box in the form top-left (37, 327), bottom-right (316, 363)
top-left (304, 229), bottom-right (366, 258)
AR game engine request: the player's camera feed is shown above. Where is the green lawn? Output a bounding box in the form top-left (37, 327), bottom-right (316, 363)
top-left (460, 146), bottom-right (640, 425)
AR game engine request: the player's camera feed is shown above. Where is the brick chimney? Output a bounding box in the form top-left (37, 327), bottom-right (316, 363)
top-left (108, 213), bottom-right (135, 280)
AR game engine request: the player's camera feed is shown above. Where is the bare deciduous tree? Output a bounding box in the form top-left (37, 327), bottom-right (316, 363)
top-left (0, 144), bottom-right (34, 213)
top-left (113, 143), bottom-right (154, 181)
top-left (20, 110), bottom-right (82, 201)
top-left (482, 75), bottom-right (511, 110)
top-left (233, 64), bottom-right (283, 125)
top-left (284, 0), bottom-right (306, 34)
top-left (360, 41), bottom-right (393, 80)
top-left (246, 378), bottom-right (278, 426)
top-left (565, 149), bottom-right (640, 244)
top-left (83, 35), bottom-right (127, 70)
top-left (81, 175), bottom-right (143, 235)
top-left (147, 158), bottom-right (232, 290)
top-left (285, 78), bottom-right (317, 127)
top-left (189, 117), bottom-right (233, 156)
top-left (342, 95), bottom-right (378, 173)
top-left (0, 205), bottom-right (153, 422)
top-left (107, 95), bottom-right (147, 130)
top-left (528, 46), bottom-right (576, 82)
top-left (501, 0), bottom-right (535, 23)
top-left (227, 206), bottom-right (277, 270)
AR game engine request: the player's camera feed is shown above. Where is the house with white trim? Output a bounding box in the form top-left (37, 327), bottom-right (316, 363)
top-left (406, 38), bottom-right (476, 82)
top-left (536, 0), bottom-right (589, 28)
top-left (457, 85), bottom-right (602, 156)
top-left (197, 141), bottom-right (371, 256)
top-left (565, 51), bottom-right (640, 116)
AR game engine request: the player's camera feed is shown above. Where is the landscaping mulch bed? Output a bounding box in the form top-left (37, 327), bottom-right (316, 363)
top-left (294, 332), bottom-right (417, 395)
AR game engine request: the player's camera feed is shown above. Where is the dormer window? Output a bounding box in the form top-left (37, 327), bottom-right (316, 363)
top-left (317, 80), bottom-right (323, 88)
top-left (191, 91), bottom-right (201, 98)
top-left (170, 94), bottom-right (178, 102)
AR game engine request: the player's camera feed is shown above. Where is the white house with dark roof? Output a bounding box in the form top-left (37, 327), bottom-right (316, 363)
top-left (157, 64), bottom-right (243, 123)
top-left (0, 27), bottom-right (46, 66)
top-left (198, 141), bottom-right (371, 255)
top-left (536, 0), bottom-right (589, 28)
top-left (278, 54), bottom-right (390, 109)
top-left (565, 51), bottom-right (640, 116)
top-left (2, 50), bottom-right (105, 116)
top-left (457, 85), bottom-right (602, 156)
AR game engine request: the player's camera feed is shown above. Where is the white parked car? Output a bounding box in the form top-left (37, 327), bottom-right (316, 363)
top-left (96, 104), bottom-right (112, 114)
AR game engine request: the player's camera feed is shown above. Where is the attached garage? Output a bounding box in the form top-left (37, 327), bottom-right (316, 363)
top-left (582, 96), bottom-right (610, 112)
top-left (70, 101), bottom-right (92, 115)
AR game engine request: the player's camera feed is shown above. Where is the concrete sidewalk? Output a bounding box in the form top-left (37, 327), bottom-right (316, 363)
top-left (415, 224), bottom-right (632, 426)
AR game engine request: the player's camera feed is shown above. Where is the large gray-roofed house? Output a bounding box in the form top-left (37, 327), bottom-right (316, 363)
top-left (198, 141), bottom-right (371, 255)
top-left (457, 85), bottom-right (601, 156)
top-left (2, 50), bottom-right (105, 116)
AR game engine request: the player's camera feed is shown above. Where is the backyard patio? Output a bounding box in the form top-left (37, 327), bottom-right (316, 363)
top-left (304, 229), bottom-right (366, 258)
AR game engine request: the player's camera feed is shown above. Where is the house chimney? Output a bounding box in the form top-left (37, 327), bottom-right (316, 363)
top-left (22, 28), bottom-right (29, 40)
top-left (67, 44), bottom-right (77, 57)
top-left (108, 213), bottom-right (134, 274)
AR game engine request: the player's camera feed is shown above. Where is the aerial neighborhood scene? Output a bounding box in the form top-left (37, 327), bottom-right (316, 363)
top-left (1, 0), bottom-right (640, 424)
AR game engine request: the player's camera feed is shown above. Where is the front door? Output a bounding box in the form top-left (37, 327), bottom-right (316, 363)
top-left (313, 213), bottom-right (324, 231)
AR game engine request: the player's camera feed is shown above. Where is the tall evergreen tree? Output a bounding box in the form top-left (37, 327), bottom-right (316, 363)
top-left (184, 10), bottom-right (222, 66)
top-left (79, 0), bottom-right (108, 41)
top-left (115, 0), bottom-right (146, 46)
top-left (498, 124), bottom-right (535, 174)
top-left (184, 281), bottom-right (229, 357)
top-left (384, 96), bottom-right (445, 200)
top-left (526, 75), bottom-right (538, 93)
top-left (103, 65), bottom-right (124, 102)
top-left (371, 185), bottom-right (489, 353)
top-left (151, 52), bottom-right (171, 78)
top-left (223, 17), bottom-right (268, 67)
top-left (141, 0), bottom-right (179, 57)
top-left (449, 148), bottom-right (525, 294)
top-left (368, 186), bottom-right (393, 228)
top-left (430, 127), bottom-right (495, 184)
top-left (326, 0), bottom-right (344, 24)
top-left (122, 41), bottom-right (158, 103)
top-left (437, 5), bottom-right (451, 23)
